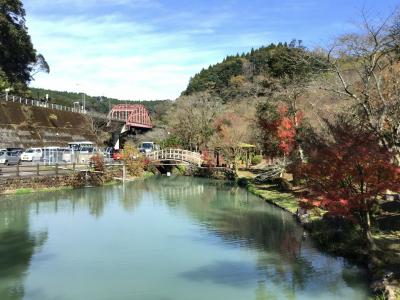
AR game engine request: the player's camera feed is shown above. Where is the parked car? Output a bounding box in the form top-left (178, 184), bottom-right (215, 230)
top-left (21, 148), bottom-right (43, 162)
top-left (7, 147), bottom-right (24, 153)
top-left (139, 142), bottom-right (155, 154)
top-left (0, 151), bottom-right (21, 165)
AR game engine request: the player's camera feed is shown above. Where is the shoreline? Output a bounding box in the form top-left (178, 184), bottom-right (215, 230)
top-left (0, 171), bottom-right (154, 196)
top-left (241, 178), bottom-right (399, 300)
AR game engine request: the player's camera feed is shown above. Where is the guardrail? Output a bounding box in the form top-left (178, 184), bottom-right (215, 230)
top-left (0, 93), bottom-right (125, 123)
top-left (0, 162), bottom-right (124, 178)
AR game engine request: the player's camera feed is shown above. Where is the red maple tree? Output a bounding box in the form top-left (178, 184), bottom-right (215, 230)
top-left (301, 124), bottom-right (400, 249)
top-left (201, 149), bottom-right (215, 168)
top-left (277, 106), bottom-right (302, 156)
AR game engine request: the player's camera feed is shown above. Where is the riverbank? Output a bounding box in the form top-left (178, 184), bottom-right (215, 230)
top-left (0, 170), bottom-right (155, 196)
top-left (0, 174), bottom-right (75, 195)
top-left (237, 171), bottom-right (400, 300)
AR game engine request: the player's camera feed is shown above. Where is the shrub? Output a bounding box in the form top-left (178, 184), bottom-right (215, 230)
top-left (145, 162), bottom-right (159, 174)
top-left (122, 142), bottom-right (145, 177)
top-left (251, 155), bottom-right (262, 165)
top-left (172, 165), bottom-right (186, 175)
top-left (90, 154), bottom-right (105, 172)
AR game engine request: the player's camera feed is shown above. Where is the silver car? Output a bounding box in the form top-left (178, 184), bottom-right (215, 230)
top-left (0, 151), bottom-right (21, 165)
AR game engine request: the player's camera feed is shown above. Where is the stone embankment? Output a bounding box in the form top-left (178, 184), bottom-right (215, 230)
top-left (0, 175), bottom-right (74, 194)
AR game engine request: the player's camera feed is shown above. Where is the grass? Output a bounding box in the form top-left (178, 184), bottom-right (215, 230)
top-left (103, 180), bottom-right (119, 186)
top-left (14, 188), bottom-right (33, 195)
top-left (247, 182), bottom-right (300, 214)
top-left (10, 186), bottom-right (73, 195)
top-left (143, 171), bottom-right (156, 178)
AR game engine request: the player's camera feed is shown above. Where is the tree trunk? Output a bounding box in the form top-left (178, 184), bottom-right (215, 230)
top-left (363, 210), bottom-right (377, 252)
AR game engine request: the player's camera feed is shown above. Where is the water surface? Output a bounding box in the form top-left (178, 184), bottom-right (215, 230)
top-left (0, 176), bottom-right (369, 300)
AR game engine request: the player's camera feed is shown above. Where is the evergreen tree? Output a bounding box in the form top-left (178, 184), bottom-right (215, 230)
top-left (0, 0), bottom-right (47, 90)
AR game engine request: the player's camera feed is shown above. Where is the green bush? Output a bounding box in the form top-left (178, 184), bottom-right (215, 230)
top-left (172, 165), bottom-right (186, 175)
top-left (251, 155), bottom-right (262, 165)
top-left (160, 135), bottom-right (182, 149)
top-left (145, 163), bottom-right (159, 175)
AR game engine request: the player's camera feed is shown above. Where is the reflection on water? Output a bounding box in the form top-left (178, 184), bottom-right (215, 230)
top-left (0, 198), bottom-right (47, 300)
top-left (0, 176), bottom-right (369, 300)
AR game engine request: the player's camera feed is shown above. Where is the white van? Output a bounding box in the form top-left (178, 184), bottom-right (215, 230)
top-left (21, 148), bottom-right (43, 162)
top-left (68, 141), bottom-right (94, 152)
top-left (61, 148), bottom-right (72, 163)
top-left (42, 147), bottom-right (61, 164)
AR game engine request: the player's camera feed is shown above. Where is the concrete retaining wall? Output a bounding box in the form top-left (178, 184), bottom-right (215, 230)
top-left (0, 101), bottom-right (98, 148)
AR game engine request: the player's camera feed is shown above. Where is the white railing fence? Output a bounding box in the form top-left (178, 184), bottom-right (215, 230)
top-left (146, 149), bottom-right (203, 166)
top-left (0, 93), bottom-right (125, 123)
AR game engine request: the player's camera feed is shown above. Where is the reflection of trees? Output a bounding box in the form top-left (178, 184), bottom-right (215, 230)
top-left (0, 197), bottom-right (47, 300)
top-left (120, 181), bottom-right (145, 212)
top-left (187, 189), bottom-right (315, 293)
top-left (86, 187), bottom-right (111, 218)
top-left (142, 176), bottom-right (211, 208)
top-left (143, 176), bottom-right (365, 297)
top-left (255, 280), bottom-right (278, 300)
top-left (145, 177), bottom-right (313, 291)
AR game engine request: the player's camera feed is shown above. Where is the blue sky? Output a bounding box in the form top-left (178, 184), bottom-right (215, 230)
top-left (24, 0), bottom-right (398, 100)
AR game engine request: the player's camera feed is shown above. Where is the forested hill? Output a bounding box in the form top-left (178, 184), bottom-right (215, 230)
top-left (29, 87), bottom-right (172, 117)
top-left (183, 41), bottom-right (325, 100)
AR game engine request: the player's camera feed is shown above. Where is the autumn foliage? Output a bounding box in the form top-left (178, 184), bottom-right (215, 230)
top-left (277, 106), bottom-right (302, 156)
top-left (121, 142), bottom-right (146, 177)
top-left (90, 154), bottom-right (105, 172)
top-left (201, 149), bottom-right (215, 168)
top-left (300, 123), bottom-right (400, 247)
top-left (257, 103), bottom-right (301, 157)
top-left (213, 112), bottom-right (249, 169)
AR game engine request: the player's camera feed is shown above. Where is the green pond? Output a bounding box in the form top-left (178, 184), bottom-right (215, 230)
top-left (0, 176), bottom-right (369, 300)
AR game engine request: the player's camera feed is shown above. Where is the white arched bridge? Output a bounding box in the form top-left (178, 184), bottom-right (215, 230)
top-left (146, 149), bottom-right (203, 166)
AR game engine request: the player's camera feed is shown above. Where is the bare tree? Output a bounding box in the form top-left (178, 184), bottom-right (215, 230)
top-left (87, 115), bottom-right (110, 144)
top-left (321, 9), bottom-right (400, 163)
top-left (168, 92), bottom-right (222, 150)
top-left (211, 112), bottom-right (252, 171)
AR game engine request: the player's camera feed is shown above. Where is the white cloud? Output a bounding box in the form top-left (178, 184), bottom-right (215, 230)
top-left (26, 7), bottom-right (271, 100)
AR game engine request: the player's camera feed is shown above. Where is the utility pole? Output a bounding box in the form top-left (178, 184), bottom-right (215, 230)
top-left (5, 88), bottom-right (10, 101)
top-left (76, 83), bottom-right (85, 113)
top-left (83, 92), bottom-right (86, 113)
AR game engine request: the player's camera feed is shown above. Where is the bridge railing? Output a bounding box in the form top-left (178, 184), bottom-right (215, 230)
top-left (146, 149), bottom-right (203, 166)
top-left (0, 93), bottom-right (125, 123)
